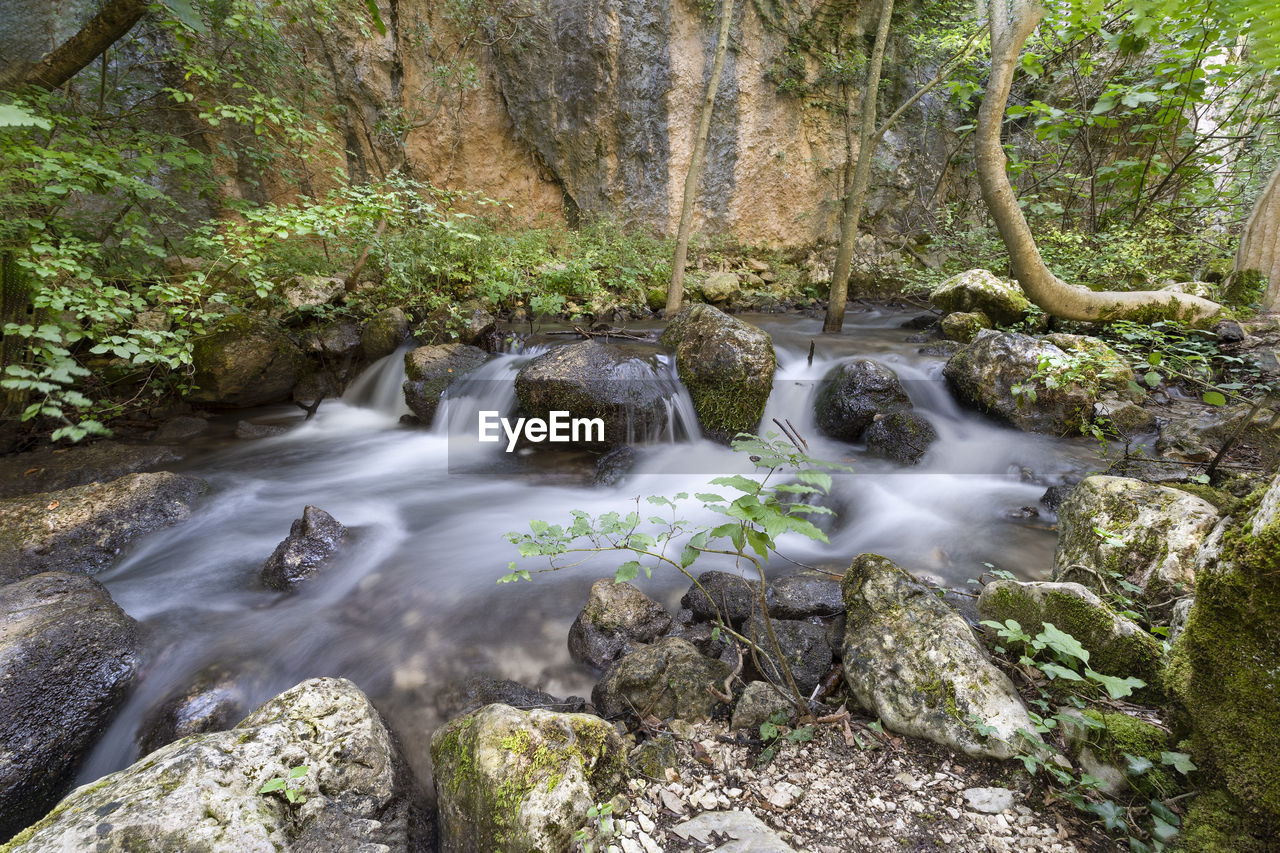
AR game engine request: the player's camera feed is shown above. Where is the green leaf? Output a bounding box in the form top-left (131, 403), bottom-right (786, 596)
top-left (1036, 622), bottom-right (1090, 666)
top-left (614, 561), bottom-right (642, 584)
top-left (1161, 751), bottom-right (1196, 774)
top-left (364, 0), bottom-right (387, 35)
top-left (1039, 661), bottom-right (1084, 681)
top-left (1085, 668), bottom-right (1146, 700)
top-left (709, 475), bottom-right (760, 494)
top-left (258, 778), bottom-right (286, 794)
top-left (288, 766), bottom-right (309, 778)
top-left (1144, 370), bottom-right (1162, 388)
top-left (1202, 390), bottom-right (1227, 406)
top-left (0, 103), bottom-right (51, 129)
top-left (1124, 753), bottom-right (1154, 774)
top-left (158, 0), bottom-right (209, 33)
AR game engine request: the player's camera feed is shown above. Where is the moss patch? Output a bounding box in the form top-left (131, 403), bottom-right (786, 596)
top-left (1082, 710), bottom-right (1175, 798)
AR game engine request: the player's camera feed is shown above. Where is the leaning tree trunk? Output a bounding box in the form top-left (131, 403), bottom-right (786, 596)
top-left (823, 0), bottom-right (895, 333)
top-left (1235, 161), bottom-right (1280, 312)
top-left (976, 0), bottom-right (1222, 324)
top-left (666, 0), bottom-right (736, 316)
top-left (0, 0), bottom-right (148, 92)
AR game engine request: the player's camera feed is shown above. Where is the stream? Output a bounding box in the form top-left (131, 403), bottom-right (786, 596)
top-left (80, 307), bottom-right (1103, 786)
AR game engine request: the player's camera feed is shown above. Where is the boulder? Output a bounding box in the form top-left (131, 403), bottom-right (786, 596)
top-left (700, 272), bottom-right (740, 305)
top-left (0, 573), bottom-right (142, 841)
top-left (279, 275), bottom-right (344, 311)
top-left (864, 411), bottom-right (938, 465)
top-left (627, 735), bottom-right (678, 781)
top-left (680, 570), bottom-right (761, 626)
top-left (840, 554), bottom-right (1038, 759)
top-left (360, 307), bottom-right (409, 362)
top-left (303, 319), bottom-right (362, 358)
top-left (814, 359), bottom-right (911, 442)
top-left (402, 343), bottom-right (489, 425)
top-left (592, 637), bottom-right (733, 722)
top-left (151, 416), bottom-right (209, 444)
top-left (0, 472), bottom-right (207, 584)
top-left (1058, 709), bottom-right (1174, 798)
top-left (977, 580), bottom-right (1164, 699)
top-left (260, 506), bottom-right (349, 591)
top-left (137, 666), bottom-right (248, 756)
top-left (456, 306), bottom-right (498, 348)
top-left (514, 341), bottom-right (673, 446)
top-left (1092, 394), bottom-right (1157, 434)
top-left (940, 311), bottom-right (991, 343)
top-left (568, 579), bottom-right (672, 670)
top-left (743, 613), bottom-right (833, 696)
top-left (1040, 333), bottom-right (1140, 399)
top-left (731, 681), bottom-right (794, 732)
top-left (1054, 476), bottom-right (1219, 604)
top-left (0, 441), bottom-right (179, 499)
top-left (188, 314), bottom-right (304, 407)
top-left (659, 304), bottom-right (776, 438)
top-left (430, 703), bottom-right (625, 853)
top-left (4, 677), bottom-right (430, 851)
top-left (929, 270), bottom-right (1032, 325)
top-left (768, 572), bottom-right (843, 620)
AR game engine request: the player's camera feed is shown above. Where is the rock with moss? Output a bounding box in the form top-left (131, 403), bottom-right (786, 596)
top-left (940, 311), bottom-right (992, 343)
top-left (3, 677), bottom-right (430, 852)
top-left (514, 340), bottom-right (675, 446)
top-left (188, 314), bottom-right (304, 407)
top-left (731, 681), bottom-right (794, 732)
top-left (0, 573), bottom-right (142, 842)
top-left (929, 270), bottom-right (1032, 325)
top-left (700, 272), bottom-right (740, 305)
top-left (360, 306), bottom-right (409, 361)
top-left (814, 359), bottom-right (912, 443)
top-left (1168, 473), bottom-right (1280, 838)
top-left (659, 304), bottom-right (776, 439)
top-left (1156, 403), bottom-right (1261, 463)
top-left (592, 637), bottom-right (733, 723)
top-left (1053, 476), bottom-right (1219, 606)
top-left (1040, 333), bottom-right (1140, 400)
top-left (1058, 708), bottom-right (1174, 798)
top-left (864, 411), bottom-right (938, 465)
top-left (568, 579), bottom-right (672, 670)
top-left (1179, 789), bottom-right (1272, 852)
top-left (627, 735), bottom-right (678, 780)
top-left (1092, 394), bottom-right (1156, 435)
top-left (279, 275), bottom-right (344, 311)
top-left (429, 703), bottom-right (624, 853)
top-left (0, 472), bottom-right (208, 584)
top-left (402, 343), bottom-right (490, 426)
top-left (840, 554), bottom-right (1038, 760)
top-left (977, 580), bottom-right (1164, 700)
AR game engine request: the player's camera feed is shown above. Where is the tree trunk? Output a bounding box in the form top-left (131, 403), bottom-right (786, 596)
top-left (666, 0), bottom-right (736, 316)
top-left (976, 0), bottom-right (1221, 324)
top-left (1, 251), bottom-right (30, 413)
top-left (823, 0), bottom-right (894, 333)
top-left (1235, 161), bottom-right (1280, 312)
top-left (0, 0), bottom-right (148, 92)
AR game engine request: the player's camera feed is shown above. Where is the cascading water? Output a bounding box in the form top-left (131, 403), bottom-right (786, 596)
top-left (78, 309), bottom-right (1100, 788)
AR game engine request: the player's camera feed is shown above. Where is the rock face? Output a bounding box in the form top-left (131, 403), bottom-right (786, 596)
top-left (568, 579), bottom-right (672, 670)
top-left (977, 580), bottom-right (1163, 698)
top-left (592, 637), bottom-right (732, 722)
top-left (430, 703), bottom-right (625, 853)
top-left (514, 341), bottom-right (674, 445)
top-left (660, 305), bottom-right (775, 438)
top-left (864, 411), bottom-right (938, 465)
top-left (0, 573), bottom-right (142, 841)
top-left (840, 554), bottom-right (1037, 759)
top-left (402, 343), bottom-right (490, 425)
top-left (1054, 476), bottom-right (1219, 603)
top-left (360, 307), bottom-right (409, 362)
top-left (929, 270), bottom-right (1032, 325)
top-left (189, 314), bottom-right (304, 407)
top-left (260, 506), bottom-right (349, 591)
top-left (814, 359), bottom-right (911, 442)
top-left (4, 677), bottom-right (429, 851)
top-left (0, 472), bottom-right (207, 584)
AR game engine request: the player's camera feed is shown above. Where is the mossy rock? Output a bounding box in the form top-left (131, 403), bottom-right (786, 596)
top-left (929, 269), bottom-right (1032, 325)
top-left (813, 359), bottom-right (911, 443)
top-left (1060, 709), bottom-right (1176, 798)
top-left (1178, 789), bottom-right (1272, 852)
top-left (188, 314), bottom-right (304, 407)
top-left (591, 637), bottom-right (732, 723)
top-left (360, 307), bottom-right (409, 361)
top-left (940, 311), bottom-right (991, 343)
top-left (402, 344), bottom-right (490, 425)
top-left (864, 410), bottom-right (938, 465)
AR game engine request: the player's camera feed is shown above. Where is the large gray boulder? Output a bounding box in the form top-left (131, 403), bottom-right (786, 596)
top-left (929, 269), bottom-right (1032, 325)
top-left (567, 579), bottom-right (672, 670)
top-left (841, 554), bottom-right (1038, 759)
top-left (4, 677), bottom-right (430, 851)
top-left (592, 637), bottom-right (733, 723)
top-left (1054, 476), bottom-right (1220, 604)
top-left (660, 304), bottom-right (776, 438)
top-left (514, 340), bottom-right (673, 446)
top-left (0, 472), bottom-right (207, 584)
top-left (402, 343), bottom-right (489, 425)
top-left (813, 359), bottom-right (911, 442)
top-left (189, 314), bottom-right (304, 407)
top-left (0, 573), bottom-right (142, 841)
top-left (430, 703), bottom-right (625, 853)
top-left (260, 506), bottom-right (349, 591)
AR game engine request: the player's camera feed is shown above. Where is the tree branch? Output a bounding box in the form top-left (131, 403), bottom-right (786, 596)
top-left (0, 0), bottom-right (148, 92)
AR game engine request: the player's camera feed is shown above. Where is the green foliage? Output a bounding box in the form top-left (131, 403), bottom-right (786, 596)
top-left (757, 708), bottom-right (815, 766)
top-left (1102, 319), bottom-right (1273, 401)
top-left (257, 765), bottom-right (310, 805)
top-left (572, 800), bottom-right (616, 852)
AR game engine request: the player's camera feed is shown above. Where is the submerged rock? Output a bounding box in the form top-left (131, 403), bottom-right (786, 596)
top-left (660, 304), bottom-right (776, 438)
top-left (0, 573), bottom-right (142, 841)
top-left (4, 677), bottom-right (430, 851)
top-left (0, 472), bottom-right (207, 584)
top-left (188, 314), bottom-right (304, 407)
top-left (434, 676), bottom-right (585, 721)
top-left (592, 445), bottom-right (637, 487)
top-left (840, 554), bottom-right (1038, 759)
top-left (813, 359), bottom-right (911, 442)
top-left (592, 637), bottom-right (733, 723)
top-left (929, 270), bottom-right (1032, 325)
top-left (568, 578), bottom-right (672, 670)
top-left (864, 410), bottom-right (938, 465)
top-left (430, 703), bottom-right (624, 853)
top-left (136, 666), bottom-right (248, 756)
top-left (402, 343), bottom-right (489, 426)
top-left (260, 506), bottom-right (349, 591)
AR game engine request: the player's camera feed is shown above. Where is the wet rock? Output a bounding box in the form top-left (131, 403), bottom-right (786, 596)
top-left (814, 359), bottom-right (911, 442)
top-left (151, 416), bottom-right (209, 444)
top-left (452, 305), bottom-right (499, 349)
top-left (1040, 484), bottom-right (1073, 511)
top-left (0, 441), bottom-right (179, 499)
top-left (5, 677), bottom-right (430, 851)
top-left (514, 340), bottom-right (673, 446)
top-left (660, 304), bottom-right (776, 438)
top-left (900, 313), bottom-right (939, 330)
top-left (841, 554), bottom-right (1038, 759)
top-left (430, 703), bottom-right (625, 853)
top-left (260, 506), bottom-right (348, 591)
top-left (864, 410), bottom-right (938, 465)
top-left (917, 340), bottom-right (962, 358)
top-left (234, 420), bottom-right (289, 440)
top-left (1093, 394), bottom-right (1156, 434)
top-left (1215, 319), bottom-right (1246, 343)
top-left (0, 472), bottom-right (207, 584)
top-left (593, 445), bottom-right (637, 487)
top-left (402, 343), bottom-right (490, 425)
top-left (188, 314), bottom-right (304, 407)
top-left (1054, 476), bottom-right (1219, 604)
top-left (303, 318), bottom-right (362, 358)
top-left (1156, 404), bottom-right (1256, 463)
top-left (929, 270), bottom-right (1032, 325)
top-left (592, 637), bottom-right (733, 722)
top-left (700, 272), bottom-right (740, 305)
top-left (663, 608), bottom-right (716, 656)
top-left (680, 570), bottom-right (761, 626)
top-left (769, 572), bottom-right (843, 620)
top-left (0, 573), bottom-right (142, 841)
top-left (731, 681), bottom-right (794, 732)
top-left (743, 613), bottom-right (832, 696)
top-left (1168, 596), bottom-right (1193, 644)
top-left (940, 311), bottom-right (991, 343)
top-left (568, 579), bottom-right (672, 670)
top-left (434, 676), bottom-right (585, 720)
top-left (360, 306), bottom-right (409, 361)
top-left (137, 666), bottom-right (247, 755)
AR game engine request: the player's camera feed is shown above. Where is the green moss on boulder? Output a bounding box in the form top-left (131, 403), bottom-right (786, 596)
top-left (188, 313), bottom-right (304, 407)
top-left (929, 269), bottom-right (1032, 325)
